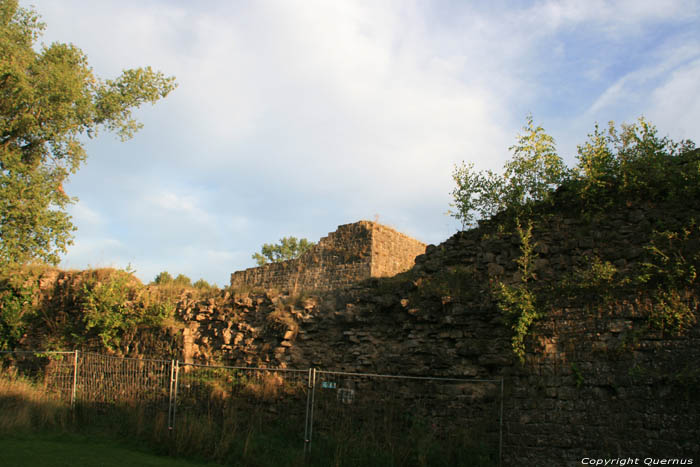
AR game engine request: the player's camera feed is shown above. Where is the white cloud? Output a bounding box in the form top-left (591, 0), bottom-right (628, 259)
top-left (648, 58), bottom-right (700, 142)
top-left (68, 202), bottom-right (103, 230)
top-left (587, 40), bottom-right (699, 114)
top-left (22, 0), bottom-right (700, 285)
top-left (147, 191), bottom-right (206, 219)
top-left (60, 237), bottom-right (126, 271)
top-left (523, 0), bottom-right (697, 34)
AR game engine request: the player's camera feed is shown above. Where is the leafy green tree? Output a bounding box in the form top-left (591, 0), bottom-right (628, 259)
top-left (450, 115), bottom-right (568, 228)
top-left (172, 274), bottom-right (191, 287)
top-left (152, 271), bottom-right (173, 285)
top-left (574, 117), bottom-right (696, 200)
top-left (252, 236), bottom-right (315, 266)
top-left (502, 115), bottom-right (569, 206)
top-left (152, 271), bottom-right (192, 288)
top-left (454, 116), bottom-right (697, 360)
top-left (193, 278), bottom-right (217, 290)
top-left (0, 1), bottom-right (176, 272)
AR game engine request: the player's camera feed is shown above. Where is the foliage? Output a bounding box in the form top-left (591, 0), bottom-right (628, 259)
top-left (449, 116), bottom-right (698, 359)
top-left (450, 115), bottom-right (568, 228)
top-left (152, 271), bottom-right (173, 285)
top-left (638, 222), bottom-right (699, 333)
top-left (573, 118), bottom-right (697, 207)
top-left (503, 115), bottom-right (569, 207)
top-left (252, 236), bottom-right (315, 266)
top-left (0, 1), bottom-right (176, 271)
top-left (193, 279), bottom-right (217, 291)
top-left (153, 272), bottom-right (192, 287)
top-left (570, 363), bottom-right (584, 389)
top-left (493, 220), bottom-right (539, 362)
top-left (451, 116), bottom-right (697, 229)
top-left (563, 255), bottom-right (626, 307)
top-left (0, 282), bottom-right (34, 350)
top-left (172, 274), bottom-right (191, 287)
top-left (78, 270), bottom-right (172, 350)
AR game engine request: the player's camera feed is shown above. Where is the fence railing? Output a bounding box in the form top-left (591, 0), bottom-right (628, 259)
top-left (0, 350), bottom-right (503, 465)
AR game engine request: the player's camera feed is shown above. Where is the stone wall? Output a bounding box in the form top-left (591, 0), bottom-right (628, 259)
top-left (370, 222), bottom-right (428, 278)
top-left (181, 199), bottom-right (700, 465)
top-left (229, 221), bottom-right (425, 293)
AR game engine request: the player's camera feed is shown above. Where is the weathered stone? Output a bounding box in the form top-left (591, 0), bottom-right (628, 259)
top-left (487, 263), bottom-right (504, 276)
top-left (48, 197), bottom-right (697, 466)
top-left (230, 221), bottom-right (425, 293)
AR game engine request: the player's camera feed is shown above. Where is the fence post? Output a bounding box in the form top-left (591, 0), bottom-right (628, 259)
top-left (168, 359), bottom-right (175, 431)
top-left (171, 360), bottom-right (180, 431)
top-left (303, 368), bottom-right (312, 454)
top-left (70, 349), bottom-right (79, 409)
top-left (499, 377), bottom-right (504, 467)
top-left (303, 368), bottom-right (317, 456)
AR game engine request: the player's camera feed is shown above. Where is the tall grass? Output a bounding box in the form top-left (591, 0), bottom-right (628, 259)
top-left (0, 363), bottom-right (498, 467)
top-left (0, 371), bottom-right (71, 432)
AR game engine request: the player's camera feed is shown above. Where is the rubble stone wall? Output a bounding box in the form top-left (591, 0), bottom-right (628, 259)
top-left (184, 201), bottom-right (700, 465)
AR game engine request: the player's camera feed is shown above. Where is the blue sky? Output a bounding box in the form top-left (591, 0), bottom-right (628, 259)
top-left (23, 0), bottom-right (700, 286)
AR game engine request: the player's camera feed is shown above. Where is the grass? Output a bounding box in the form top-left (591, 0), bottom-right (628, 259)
top-left (0, 372), bottom-right (219, 466)
top-left (0, 432), bottom-right (222, 467)
top-left (0, 363), bottom-right (499, 467)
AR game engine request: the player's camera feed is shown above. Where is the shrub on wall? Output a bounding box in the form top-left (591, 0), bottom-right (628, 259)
top-left (452, 117), bottom-right (698, 360)
top-left (77, 270), bottom-right (174, 350)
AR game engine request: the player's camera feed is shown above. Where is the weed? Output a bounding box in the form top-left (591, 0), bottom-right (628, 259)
top-left (494, 220), bottom-right (540, 363)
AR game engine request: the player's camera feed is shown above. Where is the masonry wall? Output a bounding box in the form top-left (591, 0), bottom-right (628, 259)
top-left (370, 223), bottom-right (427, 278)
top-left (184, 200), bottom-right (699, 465)
top-left (229, 221), bottom-right (426, 293)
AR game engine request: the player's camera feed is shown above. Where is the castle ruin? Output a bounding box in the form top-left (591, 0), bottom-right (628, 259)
top-left (230, 221), bottom-right (426, 292)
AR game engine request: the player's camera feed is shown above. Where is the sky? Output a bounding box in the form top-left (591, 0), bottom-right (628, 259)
top-left (22, 0), bottom-right (700, 287)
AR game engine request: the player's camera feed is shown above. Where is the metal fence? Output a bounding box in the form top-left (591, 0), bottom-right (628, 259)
top-left (306, 369), bottom-right (503, 466)
top-left (0, 350), bottom-right (503, 465)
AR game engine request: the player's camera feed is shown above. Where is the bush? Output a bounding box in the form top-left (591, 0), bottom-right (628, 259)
top-left (453, 117), bottom-right (698, 360)
top-left (451, 116), bottom-right (697, 229)
top-left (77, 269), bottom-right (175, 351)
top-left (451, 115), bottom-right (568, 228)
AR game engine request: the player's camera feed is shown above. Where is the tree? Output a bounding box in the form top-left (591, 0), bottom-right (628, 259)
top-left (152, 271), bottom-right (173, 285)
top-left (0, 1), bottom-right (176, 272)
top-left (172, 274), bottom-right (191, 288)
top-left (451, 115), bottom-right (697, 230)
top-left (450, 115), bottom-right (567, 228)
top-left (193, 278), bottom-right (217, 291)
top-left (252, 236), bottom-right (315, 266)
top-left (574, 117), bottom-right (696, 199)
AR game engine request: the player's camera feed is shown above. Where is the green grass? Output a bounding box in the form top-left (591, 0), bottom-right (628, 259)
top-left (0, 431), bottom-right (222, 467)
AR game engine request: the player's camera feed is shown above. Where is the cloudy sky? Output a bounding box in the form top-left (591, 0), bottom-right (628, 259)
top-left (24, 0), bottom-right (700, 286)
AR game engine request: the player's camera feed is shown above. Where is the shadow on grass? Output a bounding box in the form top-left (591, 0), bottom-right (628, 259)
top-left (1, 372), bottom-right (498, 466)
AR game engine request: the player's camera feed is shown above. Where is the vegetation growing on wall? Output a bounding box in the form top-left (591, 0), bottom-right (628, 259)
top-left (450, 115), bottom-right (569, 229)
top-left (76, 270), bottom-right (174, 350)
top-left (0, 265), bottom-right (224, 353)
top-left (493, 221), bottom-right (539, 362)
top-left (452, 116), bottom-right (699, 360)
top-left (639, 222), bottom-right (699, 333)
